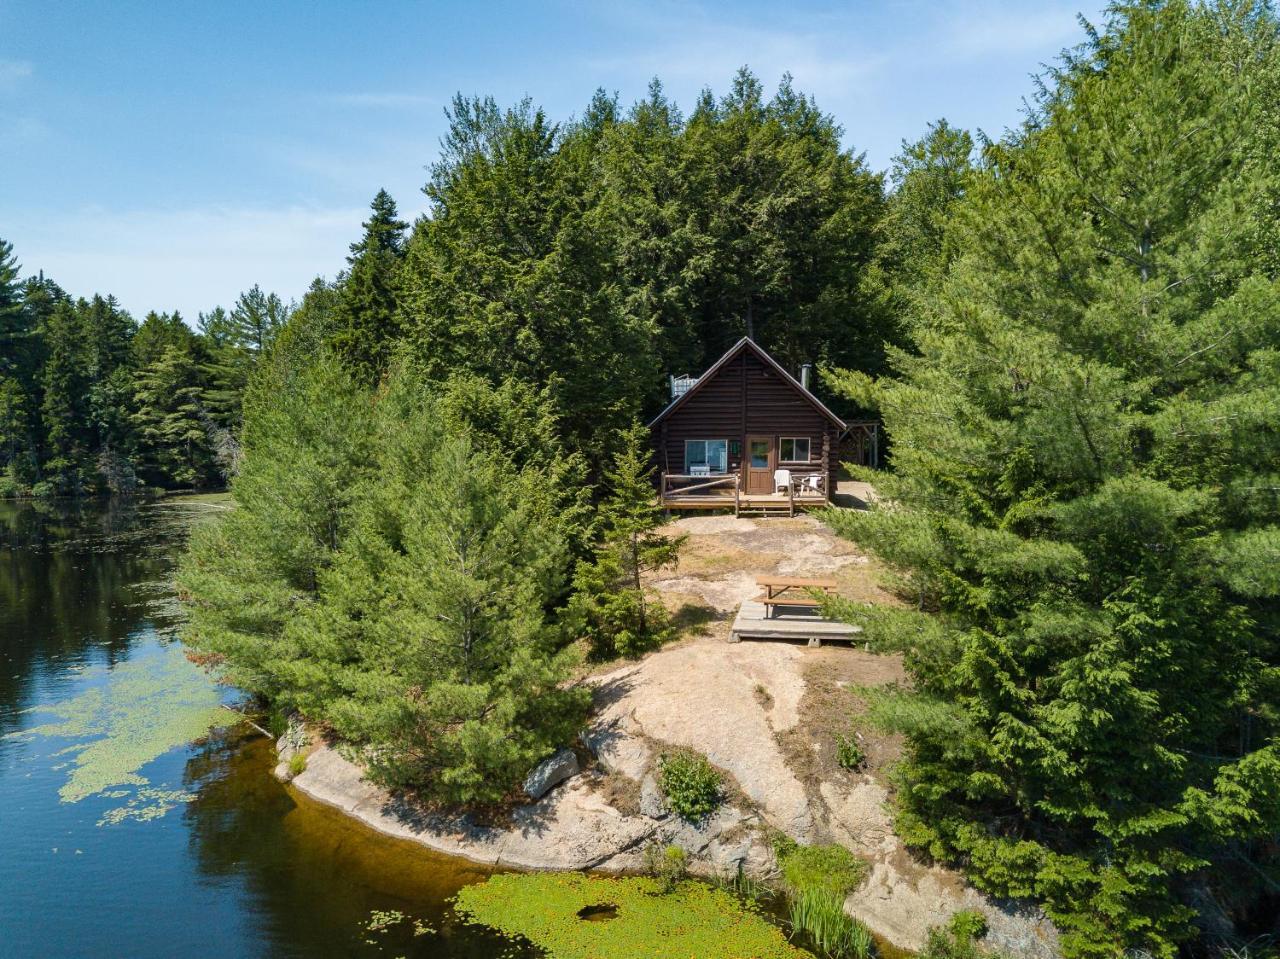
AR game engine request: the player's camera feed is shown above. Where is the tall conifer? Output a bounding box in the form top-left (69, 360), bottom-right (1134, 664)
top-left (828, 5), bottom-right (1280, 954)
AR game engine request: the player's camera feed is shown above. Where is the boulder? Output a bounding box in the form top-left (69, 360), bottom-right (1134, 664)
top-left (524, 748), bottom-right (580, 800)
top-left (639, 773), bottom-right (667, 819)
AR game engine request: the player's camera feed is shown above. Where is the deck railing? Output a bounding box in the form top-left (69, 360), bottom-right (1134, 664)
top-left (659, 468), bottom-right (828, 517)
top-left (660, 471), bottom-right (741, 514)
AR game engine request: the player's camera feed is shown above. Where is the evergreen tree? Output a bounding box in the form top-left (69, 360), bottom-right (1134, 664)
top-left (197, 306), bottom-right (248, 432)
top-left (0, 239), bottom-right (35, 479)
top-left (827, 4), bottom-right (1280, 955)
top-left (400, 94), bottom-right (658, 467)
top-left (180, 362), bottom-right (587, 803)
top-left (569, 421), bottom-right (685, 660)
top-left (179, 358), bottom-right (375, 696)
top-left (39, 300), bottom-right (93, 493)
top-left (866, 119), bottom-right (975, 334)
top-left (683, 69), bottom-right (888, 371)
top-left (131, 344), bottom-right (213, 488)
top-left (271, 277), bottom-right (342, 379)
top-left (0, 239), bottom-right (25, 372)
top-left (327, 190), bottom-right (408, 382)
top-left (288, 373), bottom-right (587, 802)
top-left (228, 284), bottom-right (289, 356)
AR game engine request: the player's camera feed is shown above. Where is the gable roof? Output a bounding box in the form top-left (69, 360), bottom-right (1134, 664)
top-left (648, 337), bottom-right (847, 431)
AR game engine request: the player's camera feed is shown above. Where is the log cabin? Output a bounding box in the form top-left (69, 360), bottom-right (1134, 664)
top-left (648, 338), bottom-right (847, 516)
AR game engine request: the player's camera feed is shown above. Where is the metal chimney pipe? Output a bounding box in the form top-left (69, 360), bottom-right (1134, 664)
top-left (800, 363), bottom-right (813, 390)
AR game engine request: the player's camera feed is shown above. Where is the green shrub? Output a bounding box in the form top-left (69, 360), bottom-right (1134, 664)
top-left (30, 480), bottom-right (56, 499)
top-left (835, 734), bottom-right (865, 771)
top-left (918, 910), bottom-right (992, 959)
top-left (948, 910), bottom-right (987, 941)
top-left (288, 753), bottom-right (307, 776)
top-left (642, 843), bottom-right (688, 893)
top-left (657, 750), bottom-right (723, 821)
top-left (0, 474), bottom-right (21, 499)
top-left (788, 887), bottom-right (873, 959)
top-left (778, 843), bottom-right (868, 899)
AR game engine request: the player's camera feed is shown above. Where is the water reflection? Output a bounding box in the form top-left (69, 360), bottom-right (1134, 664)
top-left (182, 730), bottom-right (530, 958)
top-left (0, 498), bottom-right (192, 745)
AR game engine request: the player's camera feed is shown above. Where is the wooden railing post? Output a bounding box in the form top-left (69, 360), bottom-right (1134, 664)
top-left (821, 431), bottom-right (831, 503)
top-left (734, 471), bottom-right (740, 517)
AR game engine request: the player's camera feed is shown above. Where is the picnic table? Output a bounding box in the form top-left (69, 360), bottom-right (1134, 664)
top-left (752, 575), bottom-right (838, 618)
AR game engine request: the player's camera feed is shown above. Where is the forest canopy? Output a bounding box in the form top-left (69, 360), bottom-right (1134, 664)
top-left (0, 243), bottom-right (291, 497)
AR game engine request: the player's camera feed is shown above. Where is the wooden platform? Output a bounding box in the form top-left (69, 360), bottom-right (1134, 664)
top-left (729, 599), bottom-right (862, 646)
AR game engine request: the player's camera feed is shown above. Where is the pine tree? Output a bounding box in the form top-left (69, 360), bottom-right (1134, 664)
top-left (0, 239), bottom-right (35, 482)
top-left (866, 119), bottom-right (975, 334)
top-left (228, 285), bottom-right (289, 356)
top-left (39, 300), bottom-right (92, 493)
top-left (196, 306), bottom-right (248, 432)
top-left (399, 94), bottom-right (660, 470)
top-left (180, 362), bottom-right (587, 804)
top-left (131, 344), bottom-right (213, 488)
top-left (827, 4), bottom-right (1280, 955)
top-left (179, 358), bottom-right (375, 697)
top-left (682, 69), bottom-right (888, 371)
top-left (569, 421), bottom-right (685, 660)
top-left (0, 238), bottom-right (24, 371)
top-left (327, 190), bottom-right (408, 383)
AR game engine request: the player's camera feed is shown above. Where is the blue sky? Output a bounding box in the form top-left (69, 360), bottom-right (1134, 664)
top-left (0, 0), bottom-right (1104, 321)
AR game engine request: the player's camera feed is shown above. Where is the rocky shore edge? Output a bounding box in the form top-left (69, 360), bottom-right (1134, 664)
top-left (273, 644), bottom-right (1060, 959)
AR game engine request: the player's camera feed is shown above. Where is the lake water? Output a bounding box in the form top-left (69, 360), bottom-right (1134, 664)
top-left (0, 497), bottom-right (531, 959)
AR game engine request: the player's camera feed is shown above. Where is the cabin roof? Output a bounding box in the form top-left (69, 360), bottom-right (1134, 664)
top-left (647, 337), bottom-right (847, 431)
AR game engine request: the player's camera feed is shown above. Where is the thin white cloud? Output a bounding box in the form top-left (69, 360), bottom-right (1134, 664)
top-left (1, 115), bottom-right (48, 143)
top-left (0, 58), bottom-right (33, 91)
top-left (10, 205), bottom-right (369, 320)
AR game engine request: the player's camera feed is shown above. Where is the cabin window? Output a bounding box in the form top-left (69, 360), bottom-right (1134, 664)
top-left (779, 437), bottom-right (811, 463)
top-left (685, 439), bottom-right (728, 473)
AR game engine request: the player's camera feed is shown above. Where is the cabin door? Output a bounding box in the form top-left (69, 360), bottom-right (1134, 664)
top-left (745, 436), bottom-right (775, 494)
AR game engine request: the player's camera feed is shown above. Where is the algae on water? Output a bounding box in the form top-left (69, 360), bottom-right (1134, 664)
top-left (7, 642), bottom-right (229, 819)
top-left (454, 872), bottom-right (811, 959)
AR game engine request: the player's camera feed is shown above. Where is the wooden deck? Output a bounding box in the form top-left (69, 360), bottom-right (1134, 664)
top-left (729, 598), bottom-right (862, 646)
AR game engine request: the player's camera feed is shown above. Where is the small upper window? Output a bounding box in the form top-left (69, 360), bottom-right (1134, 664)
top-left (779, 437), bottom-right (811, 463)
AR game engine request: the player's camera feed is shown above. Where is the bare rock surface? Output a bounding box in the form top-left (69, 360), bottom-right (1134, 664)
top-left (286, 512), bottom-right (1059, 957)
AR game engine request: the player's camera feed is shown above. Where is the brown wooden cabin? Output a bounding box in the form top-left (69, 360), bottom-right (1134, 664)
top-left (648, 338), bottom-right (847, 516)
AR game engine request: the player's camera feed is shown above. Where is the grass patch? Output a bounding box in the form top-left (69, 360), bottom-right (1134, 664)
top-left (642, 843), bottom-right (689, 893)
top-left (454, 872), bottom-right (811, 959)
top-left (789, 888), bottom-right (873, 959)
top-left (774, 840), bottom-right (873, 959)
top-left (288, 753), bottom-right (307, 776)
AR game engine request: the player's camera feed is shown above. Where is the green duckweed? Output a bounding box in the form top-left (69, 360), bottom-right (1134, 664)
top-left (454, 872), bottom-right (812, 959)
top-left (7, 643), bottom-right (228, 818)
